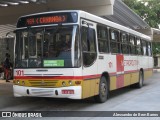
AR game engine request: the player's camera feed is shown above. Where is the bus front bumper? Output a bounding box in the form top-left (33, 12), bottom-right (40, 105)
top-left (13, 85), bottom-right (82, 99)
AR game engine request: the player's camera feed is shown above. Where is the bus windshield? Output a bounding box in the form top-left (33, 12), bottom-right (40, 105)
top-left (15, 25), bottom-right (81, 68)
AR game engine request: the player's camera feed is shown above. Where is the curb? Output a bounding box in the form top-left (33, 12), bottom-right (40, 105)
top-left (153, 69), bottom-right (160, 73)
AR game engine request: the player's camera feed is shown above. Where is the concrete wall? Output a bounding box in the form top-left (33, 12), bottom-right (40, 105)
top-left (0, 0), bottom-right (115, 25)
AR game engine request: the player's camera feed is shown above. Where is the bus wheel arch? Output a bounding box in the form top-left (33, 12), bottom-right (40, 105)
top-left (94, 72), bottom-right (110, 103)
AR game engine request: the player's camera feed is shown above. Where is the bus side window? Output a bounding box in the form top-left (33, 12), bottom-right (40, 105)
top-left (110, 29), bottom-right (120, 54)
top-left (121, 32), bottom-right (129, 54)
top-left (146, 41), bottom-right (149, 56)
top-left (81, 26), bottom-right (97, 67)
top-left (97, 25), bottom-right (109, 53)
top-left (129, 35), bottom-right (136, 55)
top-left (142, 40), bottom-right (147, 56)
top-left (136, 38), bottom-right (143, 55)
top-left (148, 42), bottom-right (152, 56)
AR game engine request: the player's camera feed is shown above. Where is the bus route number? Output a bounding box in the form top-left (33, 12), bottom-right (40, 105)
top-left (16, 70), bottom-right (24, 76)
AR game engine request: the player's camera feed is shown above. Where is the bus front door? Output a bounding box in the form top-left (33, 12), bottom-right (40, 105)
top-left (81, 19), bottom-right (98, 98)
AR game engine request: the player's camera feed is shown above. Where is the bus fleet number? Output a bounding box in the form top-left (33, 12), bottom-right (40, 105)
top-left (16, 70), bottom-right (24, 76)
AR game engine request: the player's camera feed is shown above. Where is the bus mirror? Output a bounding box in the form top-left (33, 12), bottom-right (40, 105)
top-left (6, 32), bottom-right (11, 37)
top-left (82, 20), bottom-right (88, 26)
top-left (82, 20), bottom-right (93, 27)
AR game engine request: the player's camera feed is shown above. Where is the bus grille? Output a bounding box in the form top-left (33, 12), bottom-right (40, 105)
top-left (31, 89), bottom-right (54, 96)
top-left (28, 80), bottom-right (59, 88)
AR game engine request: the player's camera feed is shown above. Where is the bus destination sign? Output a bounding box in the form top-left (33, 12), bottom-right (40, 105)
top-left (26, 15), bottom-right (67, 26)
top-left (17, 12), bottom-right (78, 28)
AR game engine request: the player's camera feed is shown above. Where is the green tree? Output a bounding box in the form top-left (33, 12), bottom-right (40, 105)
top-left (123, 0), bottom-right (160, 55)
top-left (123, 0), bottom-right (160, 28)
top-left (152, 42), bottom-right (160, 56)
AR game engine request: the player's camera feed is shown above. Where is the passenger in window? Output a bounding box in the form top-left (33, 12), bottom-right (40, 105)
top-left (63, 35), bottom-right (71, 51)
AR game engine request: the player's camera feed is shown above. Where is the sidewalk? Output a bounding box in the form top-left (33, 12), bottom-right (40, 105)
top-left (0, 79), bottom-right (13, 84)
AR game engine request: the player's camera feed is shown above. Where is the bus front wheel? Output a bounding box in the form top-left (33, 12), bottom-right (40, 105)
top-left (94, 76), bottom-right (108, 103)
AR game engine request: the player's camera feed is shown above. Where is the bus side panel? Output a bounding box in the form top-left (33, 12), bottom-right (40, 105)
top-left (130, 72), bottom-right (139, 84)
top-left (109, 76), bottom-right (117, 91)
top-left (123, 73), bottom-right (131, 87)
top-left (94, 79), bottom-right (99, 96)
top-left (82, 80), bottom-right (90, 99)
top-left (82, 79), bottom-right (99, 99)
top-left (98, 55), bottom-right (117, 91)
top-left (124, 56), bottom-right (138, 85)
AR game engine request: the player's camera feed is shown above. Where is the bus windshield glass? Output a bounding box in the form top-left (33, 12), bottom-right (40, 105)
top-left (15, 25), bottom-right (80, 68)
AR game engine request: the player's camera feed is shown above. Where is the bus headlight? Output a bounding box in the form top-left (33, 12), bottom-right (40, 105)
top-left (68, 81), bottom-right (72, 85)
top-left (62, 81), bottom-right (66, 87)
top-left (17, 80), bottom-right (20, 84)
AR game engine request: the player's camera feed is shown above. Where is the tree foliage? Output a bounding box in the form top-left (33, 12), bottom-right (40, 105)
top-left (123, 0), bottom-right (160, 55)
top-left (123, 0), bottom-right (160, 28)
top-left (152, 42), bottom-right (160, 56)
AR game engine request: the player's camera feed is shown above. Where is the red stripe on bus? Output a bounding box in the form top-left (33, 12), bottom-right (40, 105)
top-left (109, 72), bottom-right (117, 76)
top-left (14, 76), bottom-right (82, 80)
top-left (144, 68), bottom-right (153, 71)
top-left (14, 68), bottom-right (153, 80)
top-left (124, 68), bottom-right (153, 74)
top-left (124, 70), bottom-right (138, 74)
top-left (14, 74), bottom-right (101, 80)
top-left (83, 74), bottom-right (101, 80)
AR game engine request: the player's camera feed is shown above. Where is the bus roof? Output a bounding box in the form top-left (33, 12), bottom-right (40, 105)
top-left (17, 10), bottom-right (151, 41)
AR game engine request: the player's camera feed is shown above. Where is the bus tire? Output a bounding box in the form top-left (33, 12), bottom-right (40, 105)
top-left (136, 71), bottom-right (144, 88)
top-left (94, 76), bottom-right (108, 103)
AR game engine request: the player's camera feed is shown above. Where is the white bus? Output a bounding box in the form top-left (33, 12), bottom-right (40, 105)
top-left (13, 10), bottom-right (153, 103)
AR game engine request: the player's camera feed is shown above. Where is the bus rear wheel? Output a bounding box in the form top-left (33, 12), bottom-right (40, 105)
top-left (94, 76), bottom-right (108, 103)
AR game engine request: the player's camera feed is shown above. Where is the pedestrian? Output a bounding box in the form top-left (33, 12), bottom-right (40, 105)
top-left (4, 53), bottom-right (11, 82)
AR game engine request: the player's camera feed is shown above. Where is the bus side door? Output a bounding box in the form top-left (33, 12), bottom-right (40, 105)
top-left (80, 19), bottom-right (98, 98)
